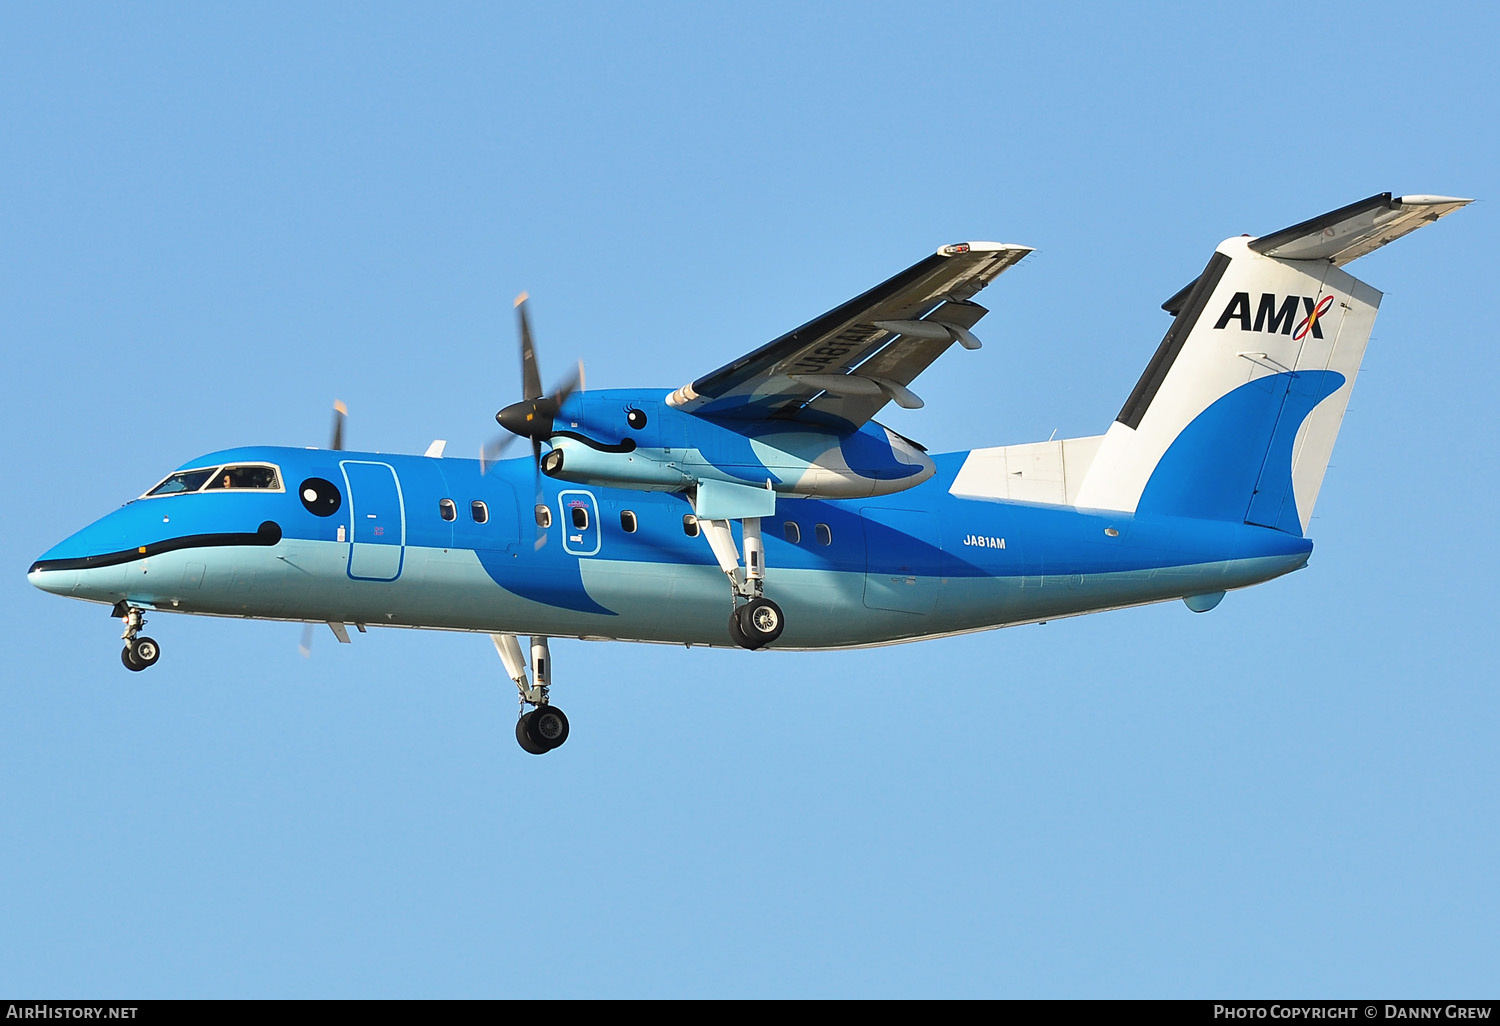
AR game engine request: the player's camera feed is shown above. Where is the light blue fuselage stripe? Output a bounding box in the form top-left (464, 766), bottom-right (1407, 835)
top-left (32, 444), bottom-right (1313, 649)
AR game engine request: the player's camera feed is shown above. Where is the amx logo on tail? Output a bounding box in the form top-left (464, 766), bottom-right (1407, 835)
top-left (1214, 293), bottom-right (1334, 340)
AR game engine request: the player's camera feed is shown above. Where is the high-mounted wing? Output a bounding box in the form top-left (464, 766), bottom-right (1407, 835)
top-left (667, 242), bottom-right (1032, 431)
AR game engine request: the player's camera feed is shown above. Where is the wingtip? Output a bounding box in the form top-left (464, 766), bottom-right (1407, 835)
top-left (938, 241), bottom-right (1035, 257)
top-left (1397, 195), bottom-right (1474, 206)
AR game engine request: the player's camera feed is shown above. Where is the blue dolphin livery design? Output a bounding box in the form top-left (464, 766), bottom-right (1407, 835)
top-left (29, 193), bottom-right (1470, 753)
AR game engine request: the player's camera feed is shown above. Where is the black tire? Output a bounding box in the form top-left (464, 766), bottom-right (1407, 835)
top-left (530, 704), bottom-right (570, 750)
top-left (516, 712), bottom-right (550, 755)
top-left (121, 646), bottom-right (145, 671)
top-left (736, 597), bottom-right (784, 649)
top-left (133, 637), bottom-right (160, 668)
top-left (728, 607), bottom-right (751, 649)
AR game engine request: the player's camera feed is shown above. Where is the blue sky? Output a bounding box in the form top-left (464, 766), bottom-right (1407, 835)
top-left (3, 1), bottom-right (1496, 998)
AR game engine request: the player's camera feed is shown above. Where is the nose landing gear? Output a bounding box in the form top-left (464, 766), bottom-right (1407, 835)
top-left (115, 604), bottom-right (161, 672)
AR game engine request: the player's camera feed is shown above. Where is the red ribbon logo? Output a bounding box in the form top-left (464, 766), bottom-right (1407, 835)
top-left (1294, 295), bottom-right (1335, 341)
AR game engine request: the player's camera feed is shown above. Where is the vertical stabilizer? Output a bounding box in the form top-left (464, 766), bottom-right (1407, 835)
top-left (1074, 194), bottom-right (1469, 534)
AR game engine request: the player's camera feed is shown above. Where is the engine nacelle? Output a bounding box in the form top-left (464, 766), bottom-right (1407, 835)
top-left (542, 421), bottom-right (934, 500)
top-left (541, 439), bottom-right (694, 492)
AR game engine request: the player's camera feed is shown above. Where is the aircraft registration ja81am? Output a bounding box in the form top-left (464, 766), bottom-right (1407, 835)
top-left (29, 193), bottom-right (1470, 754)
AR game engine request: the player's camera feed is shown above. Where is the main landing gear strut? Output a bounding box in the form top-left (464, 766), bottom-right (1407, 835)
top-left (699, 516), bottom-right (784, 650)
top-left (491, 633), bottom-right (569, 755)
top-left (113, 602), bottom-right (161, 671)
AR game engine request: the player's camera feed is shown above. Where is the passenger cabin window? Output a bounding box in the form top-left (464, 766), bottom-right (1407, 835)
top-left (535, 504), bottom-right (552, 529)
top-left (783, 522), bottom-right (800, 544)
top-left (471, 500), bottom-right (489, 524)
top-left (620, 510), bottom-right (638, 533)
top-left (439, 499), bottom-right (456, 522)
top-left (146, 468), bottom-right (218, 496)
top-left (815, 523), bottom-right (832, 546)
top-left (204, 465), bottom-right (281, 491)
top-left (571, 505), bottom-right (589, 530)
top-left (682, 514), bottom-right (700, 538)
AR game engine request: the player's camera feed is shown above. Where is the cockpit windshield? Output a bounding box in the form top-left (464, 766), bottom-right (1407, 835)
top-left (146, 468), bottom-right (219, 496)
top-left (204, 465), bottom-right (281, 491)
top-left (143, 463), bottom-right (283, 497)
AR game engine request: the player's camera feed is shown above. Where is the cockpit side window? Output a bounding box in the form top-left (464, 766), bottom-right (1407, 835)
top-left (203, 464), bottom-right (282, 491)
top-left (145, 467), bottom-right (220, 497)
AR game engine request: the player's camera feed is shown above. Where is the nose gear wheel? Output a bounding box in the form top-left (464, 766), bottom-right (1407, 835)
top-left (116, 605), bottom-right (161, 671)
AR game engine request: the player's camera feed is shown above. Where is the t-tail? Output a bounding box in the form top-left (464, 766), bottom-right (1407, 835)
top-left (1070, 193), bottom-right (1470, 534)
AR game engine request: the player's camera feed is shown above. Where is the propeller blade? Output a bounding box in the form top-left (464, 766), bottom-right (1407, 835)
top-left (298, 623), bottom-right (315, 658)
top-left (497, 293), bottom-right (580, 544)
top-left (330, 400), bottom-right (347, 451)
top-left (551, 361), bottom-right (583, 406)
top-left (532, 438), bottom-right (548, 550)
top-left (516, 292), bottom-right (543, 401)
top-left (534, 502), bottom-right (548, 550)
top-left (480, 432), bottom-right (520, 475)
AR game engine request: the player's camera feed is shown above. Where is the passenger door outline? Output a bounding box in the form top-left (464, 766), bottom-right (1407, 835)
top-left (557, 489), bottom-right (601, 556)
top-left (341, 460), bottom-right (406, 581)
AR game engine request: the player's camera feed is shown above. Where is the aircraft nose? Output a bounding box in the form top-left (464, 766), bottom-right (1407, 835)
top-left (28, 560), bottom-right (77, 596)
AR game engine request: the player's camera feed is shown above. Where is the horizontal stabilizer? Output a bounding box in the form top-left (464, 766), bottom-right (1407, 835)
top-left (1248, 193), bottom-right (1471, 265)
top-left (1162, 193), bottom-right (1471, 313)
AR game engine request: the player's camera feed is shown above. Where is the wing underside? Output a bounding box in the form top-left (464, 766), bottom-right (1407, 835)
top-left (667, 242), bottom-right (1032, 431)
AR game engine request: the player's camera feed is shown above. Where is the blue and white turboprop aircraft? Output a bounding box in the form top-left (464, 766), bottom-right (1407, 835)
top-left (29, 193), bottom-right (1469, 753)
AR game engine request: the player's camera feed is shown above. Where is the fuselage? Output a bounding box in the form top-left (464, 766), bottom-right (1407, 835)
top-left (29, 441), bottom-right (1312, 649)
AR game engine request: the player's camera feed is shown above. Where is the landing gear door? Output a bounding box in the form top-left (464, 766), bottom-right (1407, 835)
top-left (558, 489), bottom-right (600, 557)
top-left (341, 461), bottom-right (406, 581)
